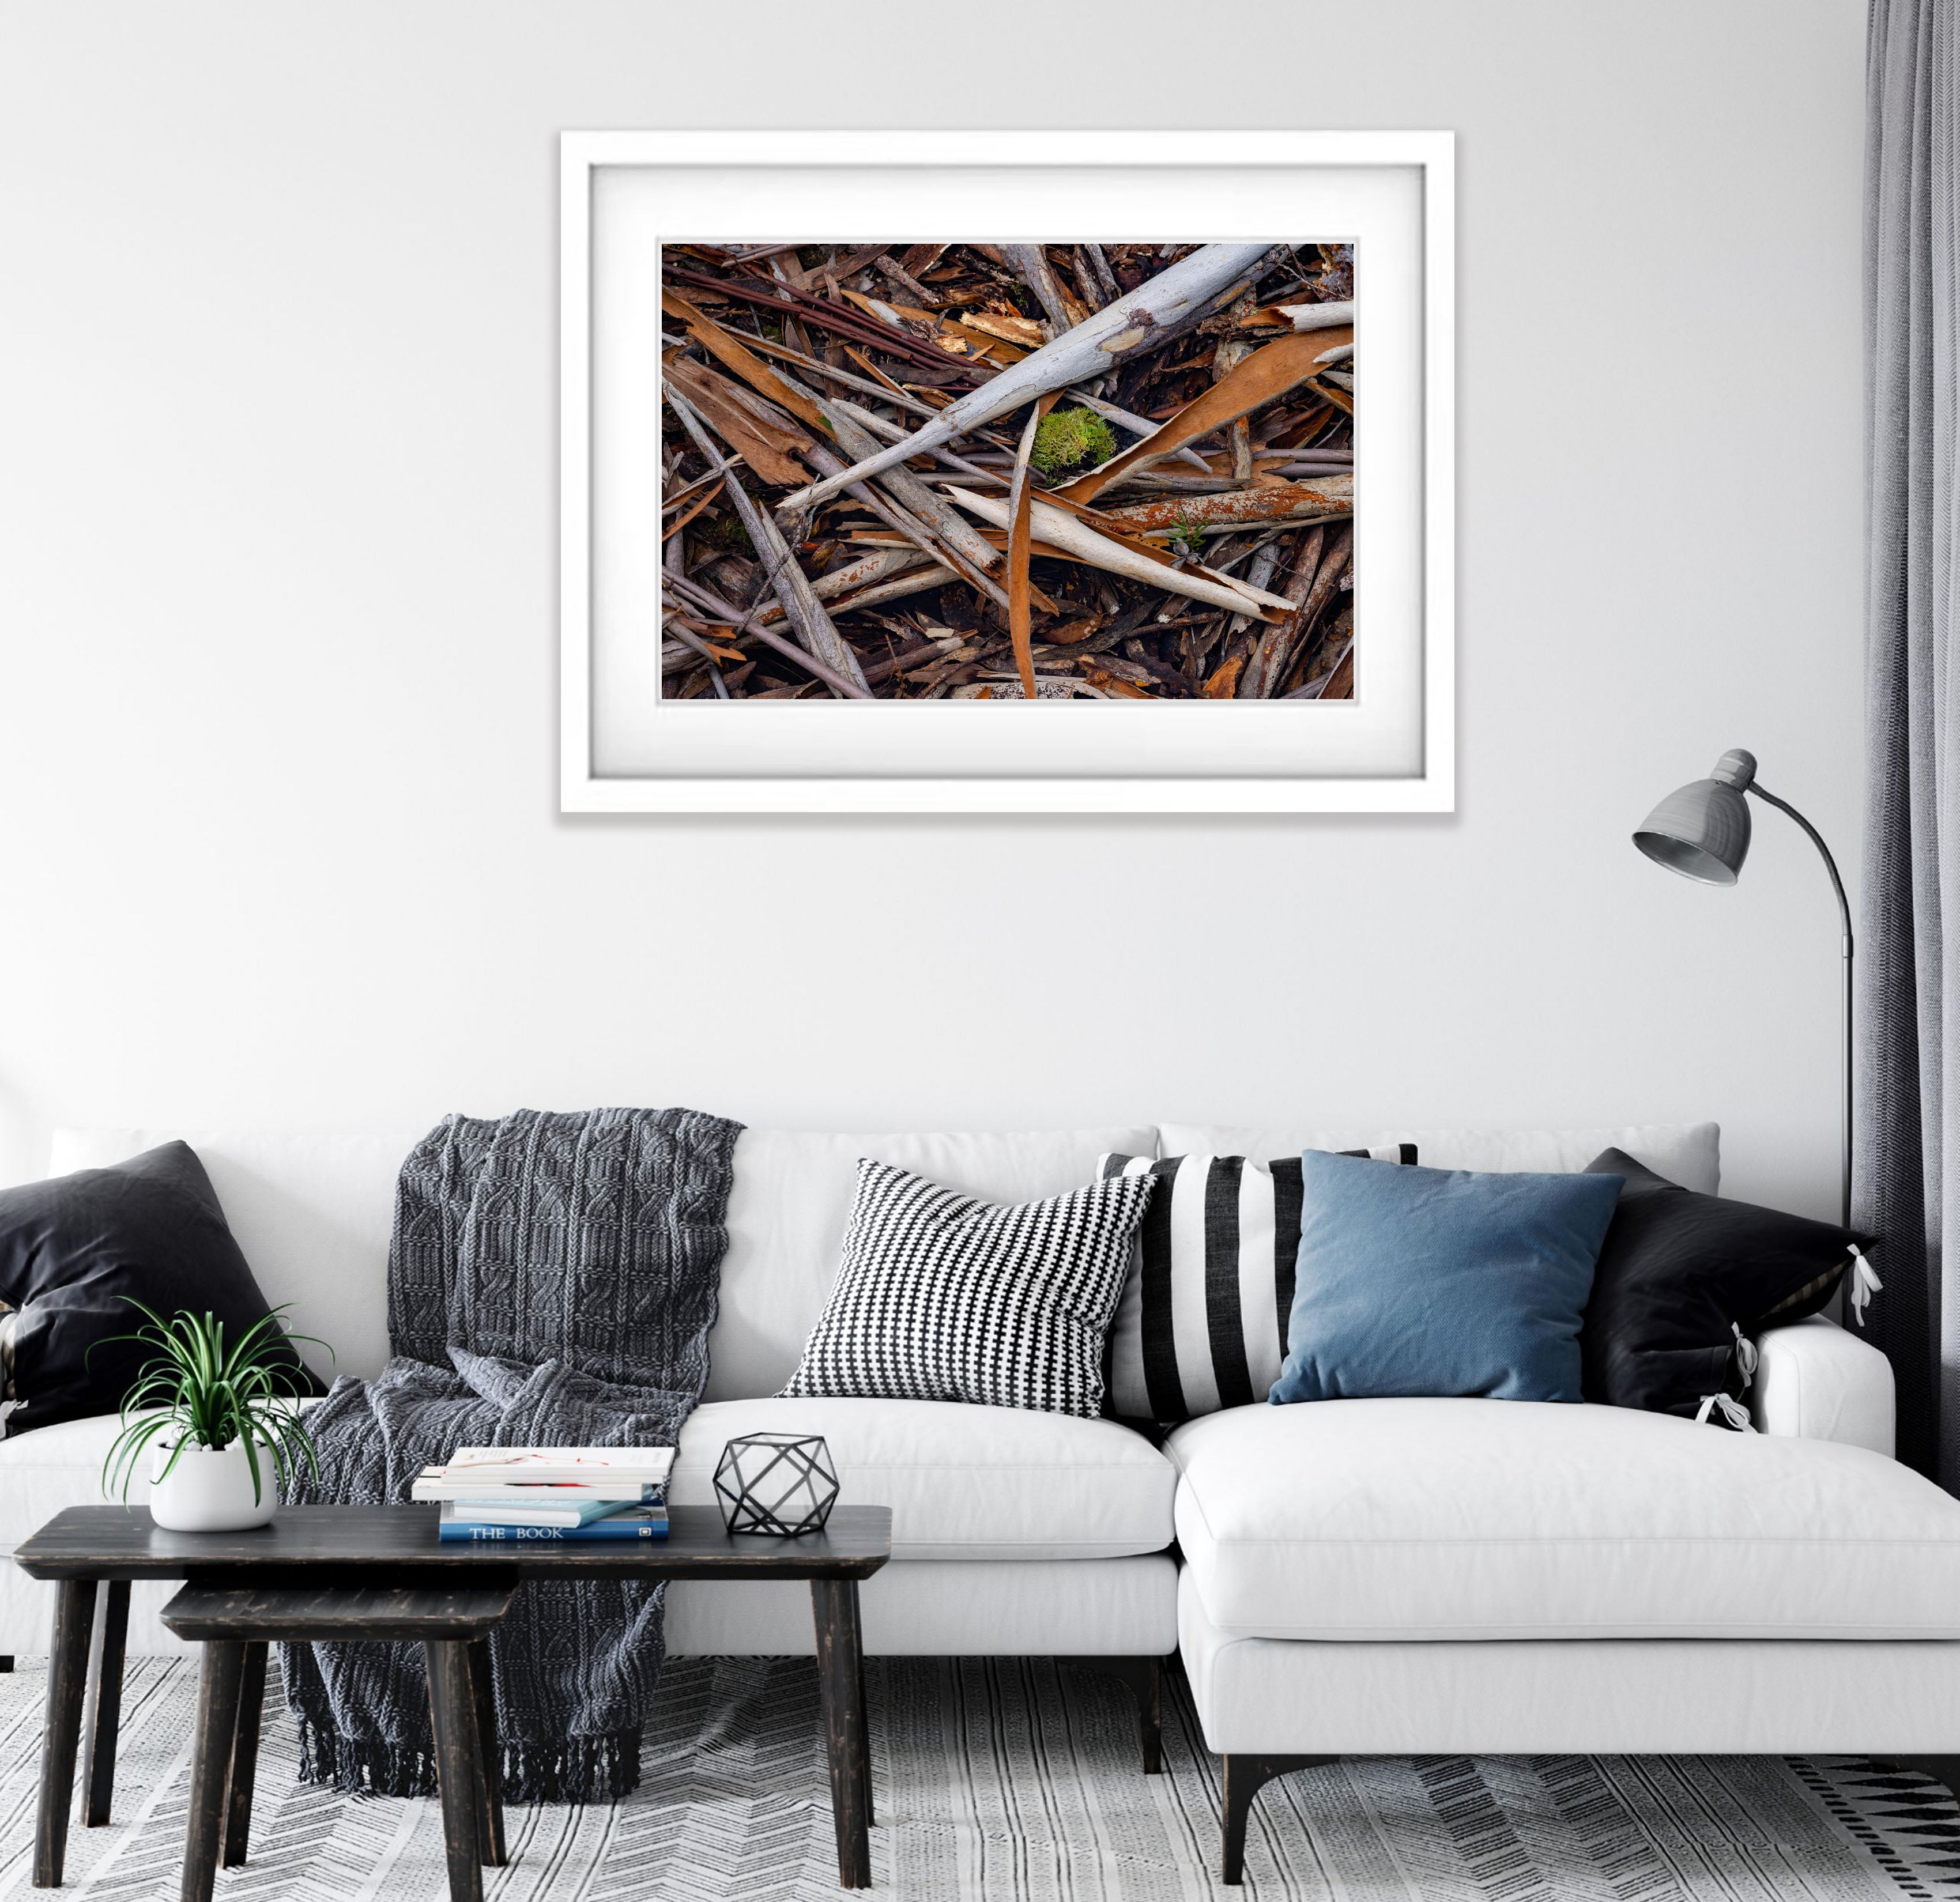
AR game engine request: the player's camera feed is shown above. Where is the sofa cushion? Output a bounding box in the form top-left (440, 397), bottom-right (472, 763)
top-left (1170, 1397), bottom-right (1960, 1639)
top-left (1268, 1153), bottom-right (1624, 1406)
top-left (1097, 1146), bottom-right (1417, 1424)
top-left (2, 1142), bottom-right (323, 1435)
top-left (2, 1392), bottom-right (1178, 1567)
top-left (1581, 1148), bottom-right (1872, 1419)
top-left (780, 1161), bottom-right (1155, 1418)
top-left (709, 1126), bottom-right (1156, 1400)
top-left (1162, 1123), bottom-right (1720, 1194)
top-left (48, 1128), bottom-right (421, 1382)
top-left (672, 1395), bottom-right (1175, 1560)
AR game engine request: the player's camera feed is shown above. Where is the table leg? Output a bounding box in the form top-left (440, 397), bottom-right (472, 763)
top-left (181, 1643), bottom-right (247, 1902)
top-left (424, 1640), bottom-right (485, 1902)
top-left (856, 1640), bottom-right (874, 1828)
top-left (464, 1637), bottom-right (506, 1866)
top-left (81, 1580), bottom-right (130, 1826)
top-left (34, 1575), bottom-right (97, 1888)
top-left (811, 1579), bottom-right (872, 1889)
top-left (221, 1642), bottom-right (268, 1867)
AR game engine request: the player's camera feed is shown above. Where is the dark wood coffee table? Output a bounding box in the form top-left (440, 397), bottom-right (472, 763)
top-left (13, 1503), bottom-right (892, 1892)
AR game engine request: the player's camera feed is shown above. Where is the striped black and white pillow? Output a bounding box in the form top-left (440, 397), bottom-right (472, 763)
top-left (781, 1158), bottom-right (1158, 1418)
top-left (1098, 1147), bottom-right (1418, 1424)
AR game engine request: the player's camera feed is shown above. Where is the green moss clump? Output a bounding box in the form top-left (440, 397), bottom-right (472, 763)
top-left (1030, 406), bottom-right (1119, 480)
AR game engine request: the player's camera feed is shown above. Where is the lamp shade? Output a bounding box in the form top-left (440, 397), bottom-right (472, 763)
top-left (1632, 748), bottom-right (1757, 885)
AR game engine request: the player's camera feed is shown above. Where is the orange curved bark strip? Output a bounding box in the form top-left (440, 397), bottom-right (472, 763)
top-left (1008, 393), bottom-right (1061, 701)
top-left (1053, 327), bottom-right (1353, 507)
top-left (661, 288), bottom-right (834, 439)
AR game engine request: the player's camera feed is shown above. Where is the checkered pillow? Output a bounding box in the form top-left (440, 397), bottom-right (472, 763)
top-left (780, 1159), bottom-right (1158, 1417)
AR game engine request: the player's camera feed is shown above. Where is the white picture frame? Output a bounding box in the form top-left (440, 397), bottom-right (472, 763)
top-left (560, 130), bottom-right (1454, 814)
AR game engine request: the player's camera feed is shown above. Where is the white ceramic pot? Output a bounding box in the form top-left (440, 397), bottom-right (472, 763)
top-left (148, 1437), bottom-right (277, 1533)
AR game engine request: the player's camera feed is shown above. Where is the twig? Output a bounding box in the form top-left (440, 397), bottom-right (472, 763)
top-left (943, 486), bottom-right (1292, 620)
top-left (664, 387), bottom-right (871, 693)
top-left (1248, 523), bottom-right (1350, 698)
top-left (801, 426), bottom-right (1022, 617)
top-left (1077, 242), bottom-right (1121, 308)
top-left (662, 570), bottom-right (873, 700)
top-left (660, 615), bottom-right (733, 697)
top-left (1007, 392), bottom-right (1062, 699)
top-left (1002, 244), bottom-right (1071, 333)
top-left (1098, 477), bottom-right (1352, 534)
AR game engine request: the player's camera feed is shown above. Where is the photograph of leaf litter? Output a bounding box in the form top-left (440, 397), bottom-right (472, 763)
top-left (659, 241), bottom-right (1354, 701)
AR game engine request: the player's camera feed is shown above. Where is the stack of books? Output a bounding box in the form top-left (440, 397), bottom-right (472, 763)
top-left (412, 1447), bottom-right (674, 1542)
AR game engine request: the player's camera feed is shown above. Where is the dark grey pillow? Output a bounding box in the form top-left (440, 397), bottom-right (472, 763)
top-left (0, 1142), bottom-right (321, 1435)
top-left (1578, 1148), bottom-right (1875, 1422)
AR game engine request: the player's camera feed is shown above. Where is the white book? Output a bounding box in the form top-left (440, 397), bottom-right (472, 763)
top-left (409, 1447), bottom-right (673, 1504)
top-left (444, 1447), bottom-right (673, 1485)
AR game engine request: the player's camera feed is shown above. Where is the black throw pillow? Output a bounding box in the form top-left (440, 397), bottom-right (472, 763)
top-left (1579, 1146), bottom-right (1875, 1420)
top-left (0, 1142), bottom-right (322, 1436)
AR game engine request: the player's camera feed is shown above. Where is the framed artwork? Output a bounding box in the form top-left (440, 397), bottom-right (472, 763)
top-left (560, 130), bottom-right (1453, 813)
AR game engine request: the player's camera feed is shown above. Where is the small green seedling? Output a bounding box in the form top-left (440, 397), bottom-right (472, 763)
top-left (1166, 516), bottom-right (1207, 560)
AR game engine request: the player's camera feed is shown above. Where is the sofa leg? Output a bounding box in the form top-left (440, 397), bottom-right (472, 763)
top-left (0, 1656), bottom-right (12, 1673)
top-left (1062, 1656), bottom-right (1167, 1773)
top-left (1222, 1753), bottom-right (1338, 1885)
top-left (1878, 1755), bottom-right (1960, 1801)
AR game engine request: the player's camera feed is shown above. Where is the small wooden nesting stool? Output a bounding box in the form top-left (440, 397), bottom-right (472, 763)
top-left (160, 1570), bottom-right (519, 1902)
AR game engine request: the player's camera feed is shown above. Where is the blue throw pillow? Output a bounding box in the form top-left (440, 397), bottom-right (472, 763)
top-left (1269, 1151), bottom-right (1624, 1405)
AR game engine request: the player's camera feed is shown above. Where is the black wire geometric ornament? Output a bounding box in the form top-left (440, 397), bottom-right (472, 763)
top-left (713, 1432), bottom-right (840, 1537)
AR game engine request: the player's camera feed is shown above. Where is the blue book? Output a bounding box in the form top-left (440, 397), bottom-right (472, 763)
top-left (447, 1495), bottom-right (635, 1529)
top-left (438, 1503), bottom-right (669, 1543)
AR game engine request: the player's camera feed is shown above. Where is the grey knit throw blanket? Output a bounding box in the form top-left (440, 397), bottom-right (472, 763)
top-left (281, 1106), bottom-right (743, 1803)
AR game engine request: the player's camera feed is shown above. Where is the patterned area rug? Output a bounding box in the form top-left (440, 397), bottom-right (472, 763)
top-left (0, 1653), bottom-right (1955, 1900)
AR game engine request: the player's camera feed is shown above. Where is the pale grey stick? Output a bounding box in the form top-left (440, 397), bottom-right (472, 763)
top-left (1002, 243), bottom-right (1072, 333)
top-left (823, 398), bottom-right (1004, 485)
top-left (664, 388), bottom-right (871, 693)
top-left (775, 242), bottom-right (1281, 520)
top-left (665, 508), bottom-right (729, 699)
top-left (704, 372), bottom-right (1011, 609)
top-left (1077, 242), bottom-right (1122, 308)
top-left (824, 401), bottom-right (1005, 575)
top-left (662, 570), bottom-right (873, 700)
top-left (660, 614), bottom-right (733, 697)
top-left (804, 437), bottom-right (1013, 616)
top-left (1226, 539), bottom-right (1284, 640)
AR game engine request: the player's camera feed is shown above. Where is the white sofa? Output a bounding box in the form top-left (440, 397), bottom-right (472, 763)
top-left (3, 1117), bottom-right (1944, 1885)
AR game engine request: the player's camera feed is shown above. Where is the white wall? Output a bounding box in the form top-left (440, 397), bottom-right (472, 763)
top-left (0, 2), bottom-right (1867, 1217)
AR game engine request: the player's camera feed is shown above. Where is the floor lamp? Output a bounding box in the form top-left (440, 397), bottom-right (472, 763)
top-left (1631, 748), bottom-right (1855, 1231)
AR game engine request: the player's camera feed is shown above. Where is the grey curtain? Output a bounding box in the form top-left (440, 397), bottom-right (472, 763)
top-left (1858, 0), bottom-right (1959, 1479)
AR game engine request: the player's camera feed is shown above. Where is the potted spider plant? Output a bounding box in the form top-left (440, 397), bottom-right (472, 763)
top-left (101, 1303), bottom-right (327, 1533)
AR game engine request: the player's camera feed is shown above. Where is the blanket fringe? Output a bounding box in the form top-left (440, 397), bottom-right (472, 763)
top-left (297, 1715), bottom-right (644, 1803)
top-left (502, 1728), bottom-right (645, 1803)
top-left (297, 1715), bottom-right (438, 1799)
